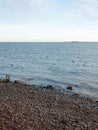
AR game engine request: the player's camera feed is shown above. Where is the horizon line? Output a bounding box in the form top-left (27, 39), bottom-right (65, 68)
top-left (0, 41), bottom-right (98, 43)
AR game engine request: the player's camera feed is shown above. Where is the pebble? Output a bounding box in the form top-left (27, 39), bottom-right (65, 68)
top-left (0, 82), bottom-right (98, 130)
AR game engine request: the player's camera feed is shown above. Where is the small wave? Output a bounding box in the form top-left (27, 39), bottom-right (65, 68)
top-left (10, 63), bottom-right (26, 69)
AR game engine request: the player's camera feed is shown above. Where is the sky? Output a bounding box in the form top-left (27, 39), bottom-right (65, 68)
top-left (0, 0), bottom-right (98, 42)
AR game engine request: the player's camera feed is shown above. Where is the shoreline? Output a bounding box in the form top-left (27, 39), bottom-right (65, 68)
top-left (0, 82), bottom-right (98, 129)
top-left (15, 80), bottom-right (98, 100)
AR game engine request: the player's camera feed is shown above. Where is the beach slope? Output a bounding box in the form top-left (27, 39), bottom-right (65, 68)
top-left (0, 82), bottom-right (98, 130)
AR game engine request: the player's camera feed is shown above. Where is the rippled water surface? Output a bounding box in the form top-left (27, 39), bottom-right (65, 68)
top-left (0, 42), bottom-right (98, 97)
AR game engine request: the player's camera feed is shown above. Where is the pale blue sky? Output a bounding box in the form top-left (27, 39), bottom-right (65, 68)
top-left (0, 0), bottom-right (98, 42)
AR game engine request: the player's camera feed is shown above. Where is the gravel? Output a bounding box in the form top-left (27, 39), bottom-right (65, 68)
top-left (0, 82), bottom-right (98, 130)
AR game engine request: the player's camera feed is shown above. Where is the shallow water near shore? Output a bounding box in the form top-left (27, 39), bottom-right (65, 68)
top-left (0, 42), bottom-right (98, 98)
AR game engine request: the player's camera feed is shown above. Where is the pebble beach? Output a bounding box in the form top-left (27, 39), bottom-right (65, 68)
top-left (0, 82), bottom-right (98, 130)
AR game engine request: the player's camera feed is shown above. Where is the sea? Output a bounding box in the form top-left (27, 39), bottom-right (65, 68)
top-left (0, 42), bottom-right (98, 98)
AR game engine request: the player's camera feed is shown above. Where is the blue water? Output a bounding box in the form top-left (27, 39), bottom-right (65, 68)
top-left (0, 42), bottom-right (98, 98)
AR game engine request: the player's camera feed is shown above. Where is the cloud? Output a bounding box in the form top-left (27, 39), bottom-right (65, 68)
top-left (29, 0), bottom-right (46, 7)
top-left (0, 0), bottom-right (47, 11)
top-left (0, 0), bottom-right (49, 24)
top-left (0, 0), bottom-right (98, 25)
top-left (64, 0), bottom-right (98, 22)
top-left (0, 24), bottom-right (24, 30)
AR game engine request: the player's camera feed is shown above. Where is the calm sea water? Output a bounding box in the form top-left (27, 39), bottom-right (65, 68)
top-left (0, 42), bottom-right (98, 98)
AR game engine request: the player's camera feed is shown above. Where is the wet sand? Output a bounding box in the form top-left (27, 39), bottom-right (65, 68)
top-left (0, 82), bottom-right (98, 130)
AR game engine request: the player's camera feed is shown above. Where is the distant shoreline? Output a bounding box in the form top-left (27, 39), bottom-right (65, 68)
top-left (0, 41), bottom-right (98, 43)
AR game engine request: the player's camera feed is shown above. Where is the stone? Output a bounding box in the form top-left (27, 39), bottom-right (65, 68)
top-left (14, 80), bottom-right (26, 83)
top-left (66, 86), bottom-right (75, 90)
top-left (46, 85), bottom-right (55, 90)
top-left (60, 120), bottom-right (67, 125)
